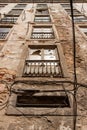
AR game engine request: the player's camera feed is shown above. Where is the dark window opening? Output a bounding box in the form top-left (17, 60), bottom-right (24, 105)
top-left (31, 26), bottom-right (55, 39)
top-left (16, 92), bottom-right (70, 108)
top-left (0, 25), bottom-right (12, 39)
top-left (23, 45), bottom-right (63, 77)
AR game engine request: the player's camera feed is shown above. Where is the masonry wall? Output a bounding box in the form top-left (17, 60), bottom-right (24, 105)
top-left (0, 3), bottom-right (87, 130)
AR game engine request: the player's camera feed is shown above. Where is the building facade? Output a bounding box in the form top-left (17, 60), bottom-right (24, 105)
top-left (0, 3), bottom-right (87, 130)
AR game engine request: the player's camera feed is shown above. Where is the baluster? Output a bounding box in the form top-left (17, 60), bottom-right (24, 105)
top-left (39, 62), bottom-right (42, 75)
top-left (33, 62), bottom-right (36, 74)
top-left (55, 62), bottom-right (59, 76)
top-left (51, 62), bottom-right (55, 75)
top-left (24, 62), bottom-right (27, 74)
top-left (26, 62), bottom-right (30, 74)
top-left (54, 62), bottom-right (56, 75)
top-left (43, 62), bottom-right (46, 75)
top-left (31, 62), bottom-right (34, 75)
top-left (47, 62), bottom-right (50, 75)
top-left (50, 62), bottom-right (52, 74)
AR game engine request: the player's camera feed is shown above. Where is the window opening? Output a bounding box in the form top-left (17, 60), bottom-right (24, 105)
top-left (34, 15), bottom-right (51, 22)
top-left (0, 4), bottom-right (7, 10)
top-left (31, 26), bottom-right (55, 39)
top-left (14, 4), bottom-right (27, 9)
top-left (37, 4), bottom-right (48, 9)
top-left (0, 25), bottom-right (12, 39)
top-left (16, 93), bottom-right (70, 108)
top-left (0, 15), bottom-right (18, 24)
top-left (61, 3), bottom-right (70, 7)
top-left (73, 15), bottom-right (87, 22)
top-left (36, 9), bottom-right (49, 15)
top-left (23, 45), bottom-right (63, 77)
top-left (79, 25), bottom-right (87, 35)
top-left (7, 9), bottom-right (23, 16)
top-left (65, 9), bottom-right (81, 15)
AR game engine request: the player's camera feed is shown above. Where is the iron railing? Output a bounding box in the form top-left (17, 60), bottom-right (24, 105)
top-left (0, 17), bottom-right (18, 24)
top-left (0, 32), bottom-right (8, 39)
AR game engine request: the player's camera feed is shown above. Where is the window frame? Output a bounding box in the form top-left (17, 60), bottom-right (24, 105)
top-left (0, 25), bottom-right (13, 40)
top-left (31, 25), bottom-right (55, 39)
top-left (22, 45), bottom-right (63, 77)
top-left (34, 15), bottom-right (51, 22)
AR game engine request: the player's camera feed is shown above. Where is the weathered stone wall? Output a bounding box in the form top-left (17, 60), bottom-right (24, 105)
top-left (0, 3), bottom-right (87, 130)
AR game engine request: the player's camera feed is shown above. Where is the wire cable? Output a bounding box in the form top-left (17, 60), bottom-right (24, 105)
top-left (70, 0), bottom-right (79, 130)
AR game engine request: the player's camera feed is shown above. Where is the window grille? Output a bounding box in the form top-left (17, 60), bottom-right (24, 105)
top-left (0, 16), bottom-right (18, 24)
top-left (65, 9), bottom-right (81, 15)
top-left (74, 15), bottom-right (87, 22)
top-left (61, 3), bottom-right (70, 7)
top-left (79, 26), bottom-right (87, 35)
top-left (8, 9), bottom-right (23, 16)
top-left (31, 26), bottom-right (55, 39)
top-left (14, 4), bottom-right (27, 9)
top-left (23, 45), bottom-right (63, 77)
top-left (0, 26), bottom-right (12, 39)
top-left (34, 15), bottom-right (51, 22)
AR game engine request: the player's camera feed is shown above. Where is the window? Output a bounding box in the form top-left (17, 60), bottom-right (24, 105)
top-left (0, 4), bottom-right (7, 9)
top-left (23, 45), bottom-right (63, 77)
top-left (61, 3), bottom-right (75, 9)
top-left (74, 15), bottom-right (87, 23)
top-left (0, 25), bottom-right (12, 39)
top-left (16, 91), bottom-right (70, 108)
top-left (14, 4), bottom-right (27, 9)
top-left (65, 9), bottom-right (81, 15)
top-left (0, 15), bottom-right (18, 24)
top-left (31, 26), bottom-right (55, 39)
top-left (37, 4), bottom-right (48, 9)
top-left (61, 3), bottom-right (70, 8)
top-left (79, 26), bottom-right (87, 35)
top-left (8, 9), bottom-right (23, 16)
top-left (34, 15), bottom-right (51, 22)
top-left (36, 9), bottom-right (49, 15)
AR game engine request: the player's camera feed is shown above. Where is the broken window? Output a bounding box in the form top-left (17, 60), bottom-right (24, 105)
top-left (0, 25), bottom-right (12, 39)
top-left (16, 90), bottom-right (70, 108)
top-left (31, 26), bottom-right (55, 39)
top-left (79, 26), bottom-right (87, 35)
top-left (7, 9), bottom-right (23, 16)
top-left (34, 15), bottom-right (51, 22)
top-left (36, 9), bottom-right (49, 15)
top-left (23, 45), bottom-right (63, 77)
top-left (74, 15), bottom-right (87, 23)
top-left (37, 4), bottom-right (48, 9)
top-left (0, 15), bottom-right (18, 24)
